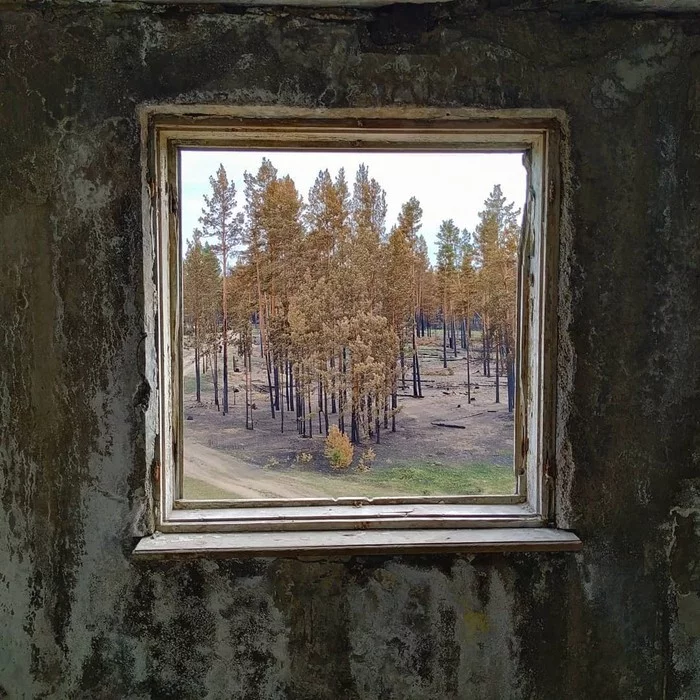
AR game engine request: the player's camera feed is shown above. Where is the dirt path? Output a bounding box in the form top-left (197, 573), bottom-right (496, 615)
top-left (185, 440), bottom-right (330, 499)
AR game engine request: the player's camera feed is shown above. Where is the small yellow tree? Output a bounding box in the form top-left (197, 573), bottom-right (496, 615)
top-left (324, 425), bottom-right (354, 470)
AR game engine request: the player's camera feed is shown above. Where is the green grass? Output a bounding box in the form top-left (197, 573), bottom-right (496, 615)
top-left (183, 461), bottom-right (514, 501)
top-left (286, 460), bottom-right (515, 497)
top-left (361, 461), bottom-right (514, 496)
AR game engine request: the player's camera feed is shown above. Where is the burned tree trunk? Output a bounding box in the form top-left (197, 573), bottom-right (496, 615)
top-left (194, 344), bottom-right (201, 403)
top-left (443, 314), bottom-right (448, 369)
top-left (495, 331), bottom-right (500, 404)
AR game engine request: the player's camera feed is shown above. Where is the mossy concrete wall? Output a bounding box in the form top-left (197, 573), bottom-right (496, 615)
top-left (1, 4), bottom-right (699, 698)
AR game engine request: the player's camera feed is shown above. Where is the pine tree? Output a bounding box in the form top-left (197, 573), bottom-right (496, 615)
top-left (305, 168), bottom-right (352, 433)
top-left (259, 174), bottom-right (305, 422)
top-left (244, 159), bottom-right (278, 345)
top-left (306, 168), bottom-right (349, 276)
top-left (349, 164), bottom-right (387, 310)
top-left (414, 234), bottom-right (432, 338)
top-left (473, 185), bottom-right (520, 409)
top-left (436, 219), bottom-right (461, 369)
top-left (183, 230), bottom-right (221, 403)
top-left (390, 197), bottom-right (424, 399)
top-left (457, 228), bottom-right (476, 403)
top-left (199, 164), bottom-right (242, 416)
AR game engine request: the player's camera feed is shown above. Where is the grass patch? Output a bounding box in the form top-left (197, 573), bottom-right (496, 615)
top-left (285, 460), bottom-right (515, 497)
top-left (363, 461), bottom-right (514, 496)
top-left (183, 461), bottom-right (514, 501)
top-left (183, 476), bottom-right (239, 500)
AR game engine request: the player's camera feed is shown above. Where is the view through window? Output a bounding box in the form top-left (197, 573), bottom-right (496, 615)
top-left (180, 149), bottom-right (527, 501)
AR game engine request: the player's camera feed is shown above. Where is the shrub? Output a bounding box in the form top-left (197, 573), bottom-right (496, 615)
top-left (324, 426), bottom-right (354, 470)
top-left (296, 452), bottom-right (313, 464)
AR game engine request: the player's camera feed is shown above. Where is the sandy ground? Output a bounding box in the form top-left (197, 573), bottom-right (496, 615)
top-left (185, 441), bottom-right (332, 498)
top-left (183, 330), bottom-right (515, 499)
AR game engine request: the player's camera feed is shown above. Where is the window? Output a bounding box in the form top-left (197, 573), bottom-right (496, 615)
top-left (136, 107), bottom-right (580, 556)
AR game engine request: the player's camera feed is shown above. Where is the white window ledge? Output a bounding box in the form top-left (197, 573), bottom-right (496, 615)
top-left (133, 528), bottom-right (582, 559)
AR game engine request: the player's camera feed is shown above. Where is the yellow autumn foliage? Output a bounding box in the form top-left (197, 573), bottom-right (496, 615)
top-left (324, 426), bottom-right (354, 470)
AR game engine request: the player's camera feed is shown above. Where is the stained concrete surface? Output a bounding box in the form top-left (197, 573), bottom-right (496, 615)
top-left (1, 4), bottom-right (700, 698)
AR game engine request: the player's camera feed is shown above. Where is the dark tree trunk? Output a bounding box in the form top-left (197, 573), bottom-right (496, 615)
top-left (367, 394), bottom-right (373, 438)
top-left (195, 344), bottom-right (201, 403)
top-left (341, 349), bottom-right (348, 434)
top-left (318, 376), bottom-right (323, 434)
top-left (274, 363), bottom-right (280, 411)
top-left (412, 353), bottom-right (418, 398)
top-left (507, 349), bottom-right (515, 413)
top-left (466, 339), bottom-right (471, 405)
top-left (243, 348), bottom-right (249, 428)
top-left (280, 360), bottom-right (285, 434)
top-left (415, 351), bottom-right (422, 398)
top-left (400, 346), bottom-right (406, 390)
top-left (375, 391), bottom-right (381, 444)
top-left (266, 352), bottom-right (275, 418)
top-left (351, 371), bottom-right (359, 444)
top-left (443, 315), bottom-right (447, 369)
top-left (495, 332), bottom-right (500, 403)
top-left (212, 345), bottom-right (219, 411)
top-left (307, 387), bottom-right (313, 438)
top-left (486, 331), bottom-right (491, 378)
top-left (330, 355), bottom-right (337, 414)
top-left (248, 346), bottom-right (254, 429)
top-left (222, 327), bottom-right (229, 415)
top-left (296, 376), bottom-right (304, 436)
top-left (412, 327), bottom-right (422, 398)
top-left (482, 324), bottom-right (488, 377)
top-left (351, 398), bottom-right (359, 444)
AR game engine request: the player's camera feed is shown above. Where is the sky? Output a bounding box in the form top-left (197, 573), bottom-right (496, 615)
top-left (181, 149), bottom-right (527, 263)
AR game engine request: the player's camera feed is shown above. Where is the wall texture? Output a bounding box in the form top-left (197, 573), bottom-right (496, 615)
top-left (1, 3), bottom-right (699, 698)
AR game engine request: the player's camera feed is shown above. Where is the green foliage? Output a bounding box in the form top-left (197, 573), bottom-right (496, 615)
top-left (364, 461), bottom-right (514, 496)
top-left (436, 219), bottom-right (461, 274)
top-left (183, 232), bottom-right (221, 334)
top-left (200, 164), bottom-right (242, 257)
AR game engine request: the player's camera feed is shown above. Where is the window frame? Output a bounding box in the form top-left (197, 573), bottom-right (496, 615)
top-left (141, 106), bottom-right (564, 542)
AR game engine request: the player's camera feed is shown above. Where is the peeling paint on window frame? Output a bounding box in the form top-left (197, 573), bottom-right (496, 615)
top-left (137, 106), bottom-right (569, 549)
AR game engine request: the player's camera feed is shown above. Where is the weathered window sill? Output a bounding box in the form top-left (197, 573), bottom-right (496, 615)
top-left (133, 528), bottom-right (582, 559)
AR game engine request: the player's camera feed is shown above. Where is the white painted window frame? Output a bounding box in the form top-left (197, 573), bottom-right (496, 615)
top-left (136, 106), bottom-right (578, 555)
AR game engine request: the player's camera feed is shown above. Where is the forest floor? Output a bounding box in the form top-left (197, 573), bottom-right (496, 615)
top-left (183, 331), bottom-right (515, 500)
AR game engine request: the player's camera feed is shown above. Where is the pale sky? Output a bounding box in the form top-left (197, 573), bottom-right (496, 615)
top-left (181, 150), bottom-right (527, 263)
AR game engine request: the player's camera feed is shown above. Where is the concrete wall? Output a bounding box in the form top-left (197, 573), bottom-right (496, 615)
top-left (1, 4), bottom-right (699, 698)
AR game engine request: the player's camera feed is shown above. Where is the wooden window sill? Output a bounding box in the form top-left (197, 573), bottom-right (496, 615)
top-left (133, 528), bottom-right (581, 559)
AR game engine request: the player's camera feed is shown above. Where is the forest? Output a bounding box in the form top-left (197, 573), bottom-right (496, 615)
top-left (182, 156), bottom-right (521, 498)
